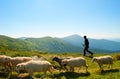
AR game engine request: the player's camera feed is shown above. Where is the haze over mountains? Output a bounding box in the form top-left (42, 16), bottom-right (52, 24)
top-left (0, 34), bottom-right (120, 53)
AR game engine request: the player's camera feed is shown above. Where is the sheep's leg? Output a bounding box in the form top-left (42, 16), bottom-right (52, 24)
top-left (64, 65), bottom-right (68, 71)
top-left (73, 67), bottom-right (74, 72)
top-left (85, 65), bottom-right (88, 72)
top-left (41, 71), bottom-right (46, 79)
top-left (108, 64), bottom-right (112, 69)
top-left (110, 64), bottom-right (113, 69)
top-left (99, 65), bottom-right (103, 71)
top-left (70, 67), bottom-right (74, 72)
top-left (98, 63), bottom-right (102, 70)
top-left (78, 67), bottom-right (81, 72)
top-left (27, 70), bottom-right (33, 79)
top-left (48, 68), bottom-right (54, 78)
top-left (60, 65), bottom-right (63, 71)
top-left (99, 64), bottom-right (101, 69)
top-left (70, 67), bottom-right (72, 71)
top-left (48, 69), bottom-right (52, 74)
top-left (59, 64), bottom-right (62, 71)
top-left (99, 65), bottom-right (102, 70)
top-left (108, 64), bottom-right (110, 69)
top-left (29, 73), bottom-right (33, 79)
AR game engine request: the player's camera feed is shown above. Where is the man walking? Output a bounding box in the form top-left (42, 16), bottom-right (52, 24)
top-left (83, 36), bottom-right (93, 56)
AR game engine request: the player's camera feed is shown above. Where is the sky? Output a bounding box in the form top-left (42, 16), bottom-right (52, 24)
top-left (0, 0), bottom-right (120, 39)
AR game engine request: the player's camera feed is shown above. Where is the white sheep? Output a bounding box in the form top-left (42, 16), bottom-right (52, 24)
top-left (0, 55), bottom-right (12, 69)
top-left (3, 56), bottom-right (32, 71)
top-left (16, 60), bottom-right (53, 79)
top-left (62, 57), bottom-right (88, 72)
top-left (92, 55), bottom-right (113, 70)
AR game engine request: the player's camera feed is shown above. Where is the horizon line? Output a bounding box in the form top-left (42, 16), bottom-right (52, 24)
top-left (0, 34), bottom-right (120, 40)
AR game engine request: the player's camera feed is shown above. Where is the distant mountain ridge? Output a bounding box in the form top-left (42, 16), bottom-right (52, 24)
top-left (0, 35), bottom-right (120, 53)
top-left (109, 38), bottom-right (120, 42)
top-left (62, 35), bottom-right (120, 52)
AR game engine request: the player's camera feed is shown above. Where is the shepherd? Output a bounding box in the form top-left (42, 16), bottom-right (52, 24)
top-left (83, 36), bottom-right (93, 57)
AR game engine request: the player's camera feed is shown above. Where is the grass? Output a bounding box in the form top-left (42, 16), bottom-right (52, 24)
top-left (0, 51), bottom-right (120, 79)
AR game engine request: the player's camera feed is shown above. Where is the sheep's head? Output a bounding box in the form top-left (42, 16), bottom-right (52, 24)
top-left (16, 64), bottom-right (25, 73)
top-left (3, 56), bottom-right (11, 63)
top-left (61, 59), bottom-right (68, 65)
top-left (92, 57), bottom-right (98, 63)
top-left (52, 56), bottom-right (60, 62)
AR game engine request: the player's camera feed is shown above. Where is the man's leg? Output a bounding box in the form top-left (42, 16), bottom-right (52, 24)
top-left (87, 49), bottom-right (93, 56)
top-left (83, 47), bottom-right (87, 56)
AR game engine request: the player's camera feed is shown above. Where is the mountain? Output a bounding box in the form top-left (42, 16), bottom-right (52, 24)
top-left (18, 37), bottom-right (28, 40)
top-left (24, 37), bottom-right (81, 53)
top-left (0, 35), bottom-right (81, 53)
top-left (89, 39), bottom-right (120, 51)
top-left (0, 34), bottom-right (120, 53)
top-left (62, 34), bottom-right (83, 47)
top-left (62, 34), bottom-right (120, 52)
top-left (109, 38), bottom-right (120, 42)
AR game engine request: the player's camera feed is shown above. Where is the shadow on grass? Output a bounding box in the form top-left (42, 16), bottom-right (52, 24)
top-left (100, 69), bottom-right (119, 75)
top-left (16, 75), bottom-right (31, 79)
top-left (0, 70), bottom-right (91, 79)
top-left (7, 73), bottom-right (31, 79)
top-left (52, 72), bottom-right (90, 79)
top-left (0, 71), bottom-right (9, 78)
top-left (0, 69), bottom-right (30, 79)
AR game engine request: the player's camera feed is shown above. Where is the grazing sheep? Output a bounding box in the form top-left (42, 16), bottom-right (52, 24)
top-left (0, 55), bottom-right (12, 69)
top-left (52, 56), bottom-right (72, 71)
top-left (16, 60), bottom-right (53, 79)
top-left (62, 57), bottom-right (88, 72)
top-left (92, 55), bottom-right (113, 70)
top-left (3, 56), bottom-right (32, 71)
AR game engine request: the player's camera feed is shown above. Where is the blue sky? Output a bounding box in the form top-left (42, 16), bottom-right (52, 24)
top-left (0, 0), bottom-right (120, 39)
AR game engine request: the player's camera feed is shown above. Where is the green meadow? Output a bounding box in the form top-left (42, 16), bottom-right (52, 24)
top-left (0, 51), bottom-right (120, 79)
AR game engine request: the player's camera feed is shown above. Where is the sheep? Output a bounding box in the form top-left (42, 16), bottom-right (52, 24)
top-left (3, 56), bottom-right (33, 71)
top-left (0, 55), bottom-right (11, 65)
top-left (16, 60), bottom-right (53, 79)
top-left (62, 57), bottom-right (88, 72)
top-left (52, 56), bottom-right (72, 71)
top-left (0, 55), bottom-right (12, 70)
top-left (92, 55), bottom-right (113, 70)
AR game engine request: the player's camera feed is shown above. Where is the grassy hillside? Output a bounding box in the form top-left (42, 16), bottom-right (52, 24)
top-left (0, 35), bottom-right (82, 53)
top-left (25, 37), bottom-right (81, 53)
top-left (0, 35), bottom-right (33, 51)
top-left (0, 51), bottom-right (120, 79)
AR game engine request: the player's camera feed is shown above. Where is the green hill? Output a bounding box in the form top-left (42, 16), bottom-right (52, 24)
top-left (0, 35), bottom-right (81, 53)
top-left (25, 37), bottom-right (81, 53)
top-left (0, 35), bottom-right (33, 51)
